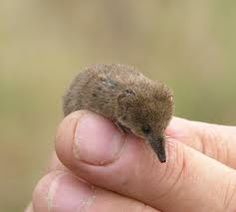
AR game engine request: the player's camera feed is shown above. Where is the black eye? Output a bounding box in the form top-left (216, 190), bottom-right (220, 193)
top-left (142, 125), bottom-right (152, 134)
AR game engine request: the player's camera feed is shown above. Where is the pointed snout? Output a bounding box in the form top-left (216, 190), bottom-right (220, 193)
top-left (148, 135), bottom-right (166, 163)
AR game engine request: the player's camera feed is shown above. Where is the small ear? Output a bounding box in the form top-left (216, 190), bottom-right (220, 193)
top-left (117, 89), bottom-right (136, 109)
top-left (154, 91), bottom-right (173, 102)
top-left (123, 89), bottom-right (136, 96)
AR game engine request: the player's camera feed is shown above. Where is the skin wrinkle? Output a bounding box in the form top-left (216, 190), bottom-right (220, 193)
top-left (198, 125), bottom-right (219, 160)
top-left (78, 184), bottom-right (97, 212)
top-left (193, 122), bottom-right (235, 166)
top-left (47, 172), bottom-right (68, 212)
top-left (47, 171), bottom-right (98, 212)
top-left (209, 127), bottom-right (221, 162)
top-left (145, 142), bottom-right (174, 202)
top-left (222, 127), bottom-right (236, 169)
top-left (224, 137), bottom-right (230, 168)
top-left (163, 140), bottom-right (177, 180)
top-left (223, 172), bottom-right (236, 211)
top-left (211, 127), bottom-right (228, 164)
top-left (169, 118), bottom-right (236, 169)
top-left (198, 133), bottom-right (206, 162)
top-left (132, 137), bottom-right (167, 202)
top-left (216, 137), bottom-right (228, 166)
top-left (125, 138), bottom-right (158, 193)
top-left (166, 148), bottom-right (186, 200)
top-left (149, 150), bottom-right (159, 185)
top-left (153, 140), bottom-right (186, 202)
top-left (218, 128), bottom-right (231, 166)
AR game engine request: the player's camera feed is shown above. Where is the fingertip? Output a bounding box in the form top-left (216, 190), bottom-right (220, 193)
top-left (55, 110), bottom-right (127, 170)
top-left (55, 110), bottom-right (88, 169)
top-left (33, 171), bottom-right (96, 212)
top-left (33, 171), bottom-right (66, 212)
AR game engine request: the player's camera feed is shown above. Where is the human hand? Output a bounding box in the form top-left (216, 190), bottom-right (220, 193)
top-left (28, 111), bottom-right (236, 212)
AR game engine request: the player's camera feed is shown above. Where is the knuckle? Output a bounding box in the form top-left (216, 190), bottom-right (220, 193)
top-left (199, 125), bottom-right (229, 163)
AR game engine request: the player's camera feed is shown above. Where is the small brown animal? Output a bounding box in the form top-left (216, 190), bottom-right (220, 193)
top-left (63, 64), bottom-right (174, 163)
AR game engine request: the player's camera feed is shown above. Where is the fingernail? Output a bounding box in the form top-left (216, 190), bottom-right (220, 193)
top-left (48, 173), bottom-right (96, 212)
top-left (73, 112), bottom-right (125, 165)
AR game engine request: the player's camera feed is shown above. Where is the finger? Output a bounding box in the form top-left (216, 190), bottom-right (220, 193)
top-left (166, 117), bottom-right (236, 168)
top-left (33, 171), bottom-right (158, 212)
top-left (56, 111), bottom-right (236, 212)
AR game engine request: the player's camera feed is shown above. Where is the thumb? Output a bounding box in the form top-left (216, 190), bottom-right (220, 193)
top-left (56, 111), bottom-right (236, 212)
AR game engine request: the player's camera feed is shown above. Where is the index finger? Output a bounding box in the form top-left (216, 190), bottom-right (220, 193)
top-left (166, 117), bottom-right (236, 169)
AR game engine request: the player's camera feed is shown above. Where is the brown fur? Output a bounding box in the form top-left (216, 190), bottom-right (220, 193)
top-left (63, 64), bottom-right (174, 162)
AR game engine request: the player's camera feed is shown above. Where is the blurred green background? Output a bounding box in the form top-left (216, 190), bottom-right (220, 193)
top-left (0, 0), bottom-right (236, 211)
